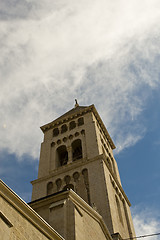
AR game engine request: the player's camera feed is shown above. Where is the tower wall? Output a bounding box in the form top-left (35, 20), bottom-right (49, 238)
top-left (37, 111), bottom-right (101, 179)
top-left (31, 104), bottom-right (136, 239)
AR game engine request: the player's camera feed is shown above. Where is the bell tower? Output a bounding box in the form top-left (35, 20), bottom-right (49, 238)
top-left (30, 102), bottom-right (136, 240)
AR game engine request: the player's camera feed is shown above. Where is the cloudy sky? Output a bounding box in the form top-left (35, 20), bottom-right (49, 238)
top-left (1, 0), bottom-right (160, 238)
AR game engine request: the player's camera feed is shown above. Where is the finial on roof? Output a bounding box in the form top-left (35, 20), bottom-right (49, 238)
top-left (75, 99), bottom-right (79, 108)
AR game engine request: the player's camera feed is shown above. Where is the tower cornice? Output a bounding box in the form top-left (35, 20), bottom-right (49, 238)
top-left (40, 104), bottom-right (116, 150)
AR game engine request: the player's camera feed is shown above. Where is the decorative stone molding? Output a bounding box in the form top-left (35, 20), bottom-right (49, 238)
top-left (40, 104), bottom-right (115, 150)
top-left (50, 130), bottom-right (85, 148)
top-left (110, 175), bottom-right (125, 203)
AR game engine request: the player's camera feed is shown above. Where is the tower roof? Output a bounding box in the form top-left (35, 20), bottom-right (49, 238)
top-left (40, 103), bottom-right (116, 149)
top-left (55, 105), bottom-right (88, 121)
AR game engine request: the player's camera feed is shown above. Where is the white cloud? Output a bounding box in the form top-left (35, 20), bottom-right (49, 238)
top-left (132, 206), bottom-right (160, 240)
top-left (0, 0), bottom-right (160, 158)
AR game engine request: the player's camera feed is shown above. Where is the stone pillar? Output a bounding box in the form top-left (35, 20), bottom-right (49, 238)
top-left (81, 130), bottom-right (87, 159)
top-left (67, 146), bottom-right (72, 164)
top-left (50, 142), bottom-right (56, 170)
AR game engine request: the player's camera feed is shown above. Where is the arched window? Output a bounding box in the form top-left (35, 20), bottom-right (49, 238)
top-left (47, 182), bottom-right (53, 195)
top-left (56, 145), bottom-right (68, 167)
top-left (73, 172), bottom-right (80, 182)
top-left (61, 124), bottom-right (68, 133)
top-left (69, 121), bottom-right (76, 130)
top-left (53, 128), bottom-right (59, 137)
top-left (64, 175), bottom-right (71, 184)
top-left (78, 117), bottom-right (84, 126)
top-left (63, 184), bottom-right (74, 191)
top-left (72, 139), bottom-right (82, 161)
top-left (81, 129), bottom-right (85, 135)
top-left (56, 178), bottom-right (62, 191)
top-left (115, 195), bottom-right (123, 225)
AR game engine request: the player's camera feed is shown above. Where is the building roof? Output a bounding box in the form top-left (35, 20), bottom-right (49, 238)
top-left (29, 189), bottom-right (113, 240)
top-left (53, 105), bottom-right (88, 122)
top-left (0, 179), bottom-right (64, 240)
top-left (41, 105), bottom-right (89, 131)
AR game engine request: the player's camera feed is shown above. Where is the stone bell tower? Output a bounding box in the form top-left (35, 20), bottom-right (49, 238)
top-left (30, 102), bottom-right (136, 240)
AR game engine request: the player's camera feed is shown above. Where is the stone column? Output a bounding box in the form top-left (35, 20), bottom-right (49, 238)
top-left (81, 130), bottom-right (87, 159)
top-left (50, 142), bottom-right (56, 170)
top-left (67, 146), bottom-right (72, 164)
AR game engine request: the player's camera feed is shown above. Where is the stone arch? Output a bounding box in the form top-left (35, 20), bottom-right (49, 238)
top-left (55, 178), bottom-right (62, 191)
top-left (64, 175), bottom-right (71, 184)
top-left (81, 129), bottom-right (85, 135)
top-left (73, 172), bottom-right (80, 182)
top-left (56, 145), bottom-right (68, 167)
top-left (63, 137), bottom-right (67, 142)
top-left (69, 134), bottom-right (73, 140)
top-left (72, 139), bottom-right (82, 161)
top-left (75, 132), bottom-right (79, 137)
top-left (53, 128), bottom-right (59, 137)
top-left (61, 124), bottom-right (68, 133)
top-left (69, 121), bottom-right (76, 130)
top-left (47, 182), bottom-right (53, 195)
top-left (78, 117), bottom-right (84, 126)
top-left (57, 139), bottom-right (61, 145)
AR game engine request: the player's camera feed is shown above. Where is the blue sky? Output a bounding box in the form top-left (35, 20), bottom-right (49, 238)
top-left (118, 89), bottom-right (160, 208)
top-left (0, 0), bottom-right (160, 238)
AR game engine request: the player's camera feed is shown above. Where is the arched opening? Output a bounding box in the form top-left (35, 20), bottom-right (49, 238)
top-left (63, 184), bottom-right (74, 191)
top-left (69, 121), bottom-right (76, 130)
top-left (53, 128), bottom-right (59, 137)
top-left (73, 172), bottom-right (80, 182)
top-left (47, 182), bottom-right (53, 195)
top-left (64, 175), bottom-right (71, 184)
top-left (81, 129), bottom-right (85, 135)
top-left (56, 178), bottom-right (62, 191)
top-left (78, 117), bottom-right (84, 126)
top-left (72, 139), bottom-right (82, 161)
top-left (56, 145), bottom-right (68, 167)
top-left (61, 124), bottom-right (68, 133)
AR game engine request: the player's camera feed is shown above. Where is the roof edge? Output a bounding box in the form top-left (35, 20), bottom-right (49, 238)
top-left (0, 179), bottom-right (64, 240)
top-left (40, 104), bottom-right (93, 133)
top-left (91, 105), bottom-right (116, 149)
top-left (29, 189), bottom-right (113, 240)
top-left (40, 104), bottom-right (115, 149)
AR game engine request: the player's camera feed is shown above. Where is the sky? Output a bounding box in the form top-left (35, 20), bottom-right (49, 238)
top-left (0, 0), bottom-right (160, 238)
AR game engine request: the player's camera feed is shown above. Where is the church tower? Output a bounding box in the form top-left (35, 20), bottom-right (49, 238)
top-left (30, 102), bottom-right (136, 240)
